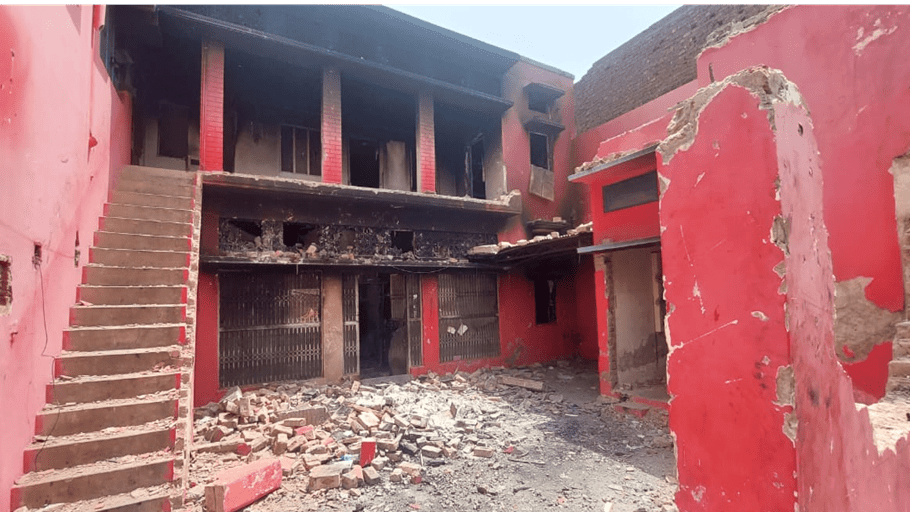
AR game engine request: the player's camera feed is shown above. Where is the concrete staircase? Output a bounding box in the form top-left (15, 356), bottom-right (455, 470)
top-left (886, 320), bottom-right (910, 394)
top-left (11, 166), bottom-right (200, 512)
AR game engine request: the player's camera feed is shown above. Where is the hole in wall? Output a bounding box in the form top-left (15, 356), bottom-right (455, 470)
top-left (0, 255), bottom-right (11, 315)
top-left (391, 231), bottom-right (414, 253)
top-left (32, 244), bottom-right (42, 268)
top-left (283, 222), bottom-right (317, 247)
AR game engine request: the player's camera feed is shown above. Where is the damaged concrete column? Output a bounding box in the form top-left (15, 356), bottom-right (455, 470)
top-left (200, 40), bottom-right (225, 172)
top-left (322, 273), bottom-right (344, 382)
top-left (893, 153), bottom-right (910, 317)
top-left (322, 66), bottom-right (343, 184)
top-left (416, 89), bottom-right (436, 193)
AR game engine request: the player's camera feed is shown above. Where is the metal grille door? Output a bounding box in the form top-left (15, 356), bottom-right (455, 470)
top-left (438, 273), bottom-right (499, 363)
top-left (342, 275), bottom-right (360, 375)
top-left (219, 271), bottom-right (323, 387)
top-left (407, 275), bottom-right (422, 367)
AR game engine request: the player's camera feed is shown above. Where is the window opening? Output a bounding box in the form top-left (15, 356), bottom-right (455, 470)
top-left (602, 171), bottom-right (659, 213)
top-left (534, 278), bottom-right (557, 324)
top-left (283, 222), bottom-right (317, 248)
top-left (350, 139), bottom-right (381, 188)
top-left (530, 132), bottom-right (550, 171)
top-left (391, 231), bottom-right (414, 253)
top-left (528, 96), bottom-right (549, 114)
top-left (280, 125), bottom-right (321, 176)
top-left (469, 137), bottom-right (486, 199)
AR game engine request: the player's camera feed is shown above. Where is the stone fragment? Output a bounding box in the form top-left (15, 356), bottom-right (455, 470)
top-left (473, 446), bottom-right (494, 458)
top-left (342, 465), bottom-right (363, 489)
top-left (421, 446), bottom-right (442, 458)
top-left (499, 375), bottom-right (544, 391)
top-left (308, 462), bottom-right (348, 491)
top-left (398, 462), bottom-right (421, 477)
top-left (362, 465), bottom-right (381, 485)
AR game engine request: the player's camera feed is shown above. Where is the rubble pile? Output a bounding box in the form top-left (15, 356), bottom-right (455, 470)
top-left (186, 362), bottom-right (676, 512)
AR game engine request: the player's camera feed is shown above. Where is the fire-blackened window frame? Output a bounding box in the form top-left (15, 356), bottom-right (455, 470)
top-left (281, 125), bottom-right (322, 177)
top-left (438, 273), bottom-right (500, 363)
top-left (529, 131), bottom-right (551, 172)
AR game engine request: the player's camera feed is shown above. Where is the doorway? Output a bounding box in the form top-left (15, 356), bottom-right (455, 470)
top-left (354, 272), bottom-right (423, 378)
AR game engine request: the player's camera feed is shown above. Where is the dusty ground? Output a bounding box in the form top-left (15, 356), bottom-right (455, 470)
top-left (188, 359), bottom-right (678, 512)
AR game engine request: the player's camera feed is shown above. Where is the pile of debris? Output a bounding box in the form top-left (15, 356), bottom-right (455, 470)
top-left (187, 368), bottom-right (553, 511)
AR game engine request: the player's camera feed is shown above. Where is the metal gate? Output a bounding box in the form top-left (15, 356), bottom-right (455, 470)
top-left (438, 273), bottom-right (499, 363)
top-left (390, 274), bottom-right (423, 368)
top-left (342, 275), bottom-right (360, 375)
top-left (219, 271), bottom-right (323, 387)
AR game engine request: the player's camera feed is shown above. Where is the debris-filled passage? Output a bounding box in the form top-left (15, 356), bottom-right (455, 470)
top-left (187, 360), bottom-right (678, 512)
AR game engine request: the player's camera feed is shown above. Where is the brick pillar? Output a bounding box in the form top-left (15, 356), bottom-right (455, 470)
top-left (416, 90), bottom-right (436, 193)
top-left (199, 41), bottom-right (224, 172)
top-left (321, 67), bottom-right (343, 184)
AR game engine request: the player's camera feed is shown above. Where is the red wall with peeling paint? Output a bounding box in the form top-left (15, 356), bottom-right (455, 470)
top-left (0, 6), bottom-right (132, 510)
top-left (660, 84), bottom-right (797, 512)
top-left (195, 272), bottom-right (220, 406)
top-left (697, 5), bottom-right (910, 399)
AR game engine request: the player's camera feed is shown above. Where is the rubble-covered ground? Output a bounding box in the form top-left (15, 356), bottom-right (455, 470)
top-left (187, 359), bottom-right (678, 512)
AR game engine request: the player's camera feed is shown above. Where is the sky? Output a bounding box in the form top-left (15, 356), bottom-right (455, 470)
top-left (386, 5), bottom-right (682, 82)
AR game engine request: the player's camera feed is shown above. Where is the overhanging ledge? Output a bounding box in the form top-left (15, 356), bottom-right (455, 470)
top-left (569, 144), bottom-right (659, 183)
top-left (577, 236), bottom-right (661, 255)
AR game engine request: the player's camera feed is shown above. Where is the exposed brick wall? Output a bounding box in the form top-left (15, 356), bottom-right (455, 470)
top-left (321, 66), bottom-right (343, 184)
top-left (574, 5), bottom-right (776, 134)
top-left (416, 90), bottom-right (436, 193)
top-left (199, 41), bottom-right (224, 171)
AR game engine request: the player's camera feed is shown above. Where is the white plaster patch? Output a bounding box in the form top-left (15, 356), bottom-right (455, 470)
top-left (752, 311), bottom-right (769, 322)
top-left (694, 172), bottom-right (706, 187)
top-left (853, 19), bottom-right (898, 55)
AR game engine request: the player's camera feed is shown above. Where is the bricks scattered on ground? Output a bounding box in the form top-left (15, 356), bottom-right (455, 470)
top-left (185, 361), bottom-right (676, 512)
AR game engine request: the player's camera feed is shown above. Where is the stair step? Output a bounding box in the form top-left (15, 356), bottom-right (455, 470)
top-left (23, 424), bottom-right (175, 472)
top-left (101, 217), bottom-right (192, 238)
top-left (36, 396), bottom-right (178, 436)
top-left (115, 176), bottom-right (195, 198)
top-left (84, 265), bottom-right (188, 286)
top-left (11, 455), bottom-right (174, 508)
top-left (64, 325), bottom-right (185, 352)
top-left (895, 321), bottom-right (910, 341)
top-left (121, 164), bottom-right (196, 182)
top-left (12, 486), bottom-right (174, 512)
top-left (89, 247), bottom-right (190, 269)
top-left (78, 285), bottom-right (187, 306)
top-left (888, 359), bottom-right (910, 378)
top-left (56, 347), bottom-right (178, 377)
top-left (48, 371), bottom-right (181, 404)
top-left (893, 339), bottom-right (910, 359)
top-left (105, 202), bottom-right (193, 223)
top-left (111, 190), bottom-right (194, 210)
top-left (70, 304), bottom-right (186, 327)
top-left (94, 231), bottom-right (190, 252)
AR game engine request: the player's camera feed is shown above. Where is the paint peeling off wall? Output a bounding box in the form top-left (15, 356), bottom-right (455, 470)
top-left (833, 277), bottom-right (901, 361)
top-left (892, 153), bottom-right (910, 312)
top-left (658, 67), bottom-right (808, 164)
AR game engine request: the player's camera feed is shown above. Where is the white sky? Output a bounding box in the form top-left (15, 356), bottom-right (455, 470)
top-left (386, 5), bottom-right (682, 82)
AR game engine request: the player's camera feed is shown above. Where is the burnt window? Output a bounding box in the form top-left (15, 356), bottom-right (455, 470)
top-left (603, 171), bottom-right (659, 213)
top-left (528, 96), bottom-right (549, 114)
top-left (534, 279), bottom-right (557, 324)
top-left (438, 273), bottom-right (500, 362)
top-left (281, 125), bottom-right (321, 177)
top-left (0, 255), bottom-right (10, 314)
top-left (158, 103), bottom-right (189, 159)
top-left (530, 132), bottom-right (550, 171)
top-left (391, 231), bottom-right (414, 253)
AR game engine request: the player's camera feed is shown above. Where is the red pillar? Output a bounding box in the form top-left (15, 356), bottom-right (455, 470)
top-left (321, 66), bottom-right (343, 184)
top-left (419, 275), bottom-right (439, 371)
top-left (199, 41), bottom-right (224, 172)
top-left (416, 90), bottom-right (436, 193)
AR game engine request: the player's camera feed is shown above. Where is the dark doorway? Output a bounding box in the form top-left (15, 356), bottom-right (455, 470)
top-left (358, 273), bottom-right (394, 377)
top-left (350, 139), bottom-right (380, 188)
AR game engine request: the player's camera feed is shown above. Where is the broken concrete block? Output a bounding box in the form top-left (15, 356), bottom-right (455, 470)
top-left (273, 433), bottom-right (289, 455)
top-left (376, 435), bottom-right (400, 452)
top-left (398, 462), bottom-right (421, 477)
top-left (358, 411), bottom-right (381, 429)
top-left (499, 375), bottom-right (544, 391)
top-left (205, 458), bottom-right (281, 512)
top-left (342, 465), bottom-right (363, 489)
top-left (308, 462), bottom-right (349, 491)
top-left (362, 465), bottom-right (381, 485)
top-left (370, 456), bottom-right (388, 471)
top-left (390, 468), bottom-right (403, 483)
top-left (473, 446), bottom-right (494, 458)
top-left (421, 446), bottom-right (442, 458)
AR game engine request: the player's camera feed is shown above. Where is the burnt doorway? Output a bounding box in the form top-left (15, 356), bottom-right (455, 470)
top-left (350, 139), bottom-right (380, 188)
top-left (356, 272), bottom-right (422, 378)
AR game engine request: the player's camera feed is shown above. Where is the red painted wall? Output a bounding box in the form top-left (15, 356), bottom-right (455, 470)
top-left (0, 6), bottom-right (131, 510)
top-left (199, 41), bottom-right (224, 172)
top-left (195, 272), bottom-right (220, 406)
top-left (660, 84), bottom-right (797, 512)
top-left (697, 5), bottom-right (910, 399)
top-left (574, 258), bottom-right (599, 361)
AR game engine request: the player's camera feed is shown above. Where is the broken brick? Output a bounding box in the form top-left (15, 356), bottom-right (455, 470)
top-left (362, 465), bottom-right (381, 485)
top-left (308, 462), bottom-right (348, 491)
top-left (360, 438), bottom-right (376, 466)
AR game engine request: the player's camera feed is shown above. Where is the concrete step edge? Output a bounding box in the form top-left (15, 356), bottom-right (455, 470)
top-left (12, 454), bottom-right (174, 488)
top-left (58, 346), bottom-right (182, 359)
